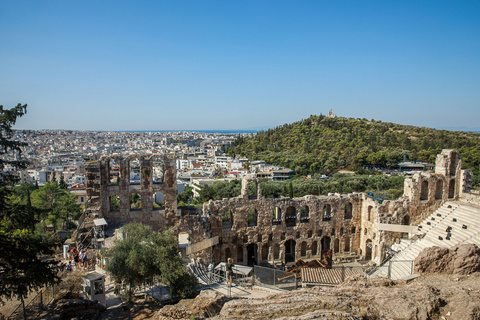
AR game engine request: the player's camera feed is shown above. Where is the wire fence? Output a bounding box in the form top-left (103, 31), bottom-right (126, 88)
top-left (6, 284), bottom-right (58, 320)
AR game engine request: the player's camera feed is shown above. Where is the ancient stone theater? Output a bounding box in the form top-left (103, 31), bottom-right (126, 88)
top-left (85, 149), bottom-right (476, 266)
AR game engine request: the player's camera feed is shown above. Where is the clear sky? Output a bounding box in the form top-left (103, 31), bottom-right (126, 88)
top-left (1, 1), bottom-right (479, 131)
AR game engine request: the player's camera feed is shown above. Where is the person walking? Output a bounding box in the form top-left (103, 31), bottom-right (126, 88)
top-left (226, 258), bottom-right (234, 286)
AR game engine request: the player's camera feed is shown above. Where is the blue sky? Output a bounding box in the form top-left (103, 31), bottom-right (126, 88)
top-left (1, 1), bottom-right (479, 131)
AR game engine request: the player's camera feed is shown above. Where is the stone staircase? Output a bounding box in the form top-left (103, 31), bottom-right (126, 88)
top-left (374, 201), bottom-right (480, 280)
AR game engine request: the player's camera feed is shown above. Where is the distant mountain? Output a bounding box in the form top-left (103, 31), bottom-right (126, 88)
top-left (227, 115), bottom-right (480, 180)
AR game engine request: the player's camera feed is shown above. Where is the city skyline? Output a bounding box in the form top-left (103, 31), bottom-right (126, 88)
top-left (1, 1), bottom-right (480, 132)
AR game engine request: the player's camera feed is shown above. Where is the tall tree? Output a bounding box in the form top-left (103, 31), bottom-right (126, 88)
top-left (105, 223), bottom-right (197, 301)
top-left (0, 104), bottom-right (61, 304)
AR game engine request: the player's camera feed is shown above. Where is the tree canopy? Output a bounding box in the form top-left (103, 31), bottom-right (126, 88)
top-left (104, 223), bottom-right (197, 300)
top-left (227, 115), bottom-right (480, 187)
top-left (0, 104), bottom-right (61, 304)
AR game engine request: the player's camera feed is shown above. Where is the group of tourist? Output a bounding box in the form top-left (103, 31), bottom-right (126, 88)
top-left (66, 246), bottom-right (101, 271)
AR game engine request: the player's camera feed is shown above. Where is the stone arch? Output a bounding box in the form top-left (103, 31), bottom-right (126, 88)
top-left (284, 239), bottom-right (296, 262)
top-left (307, 230), bottom-right (312, 238)
top-left (300, 205), bottom-right (309, 223)
top-left (285, 206), bottom-right (296, 227)
top-left (402, 215), bottom-right (410, 225)
top-left (420, 180), bottom-right (429, 200)
top-left (127, 156), bottom-right (141, 185)
top-left (449, 152), bottom-right (458, 176)
top-left (367, 205), bottom-right (373, 222)
top-left (323, 204), bottom-right (332, 221)
top-left (321, 236), bottom-right (331, 252)
top-left (435, 180), bottom-right (444, 200)
top-left (311, 241), bottom-right (318, 256)
top-left (149, 155), bottom-right (165, 183)
top-left (108, 156), bottom-right (120, 185)
top-left (344, 202), bottom-right (353, 220)
top-left (333, 238), bottom-right (340, 253)
top-left (449, 179), bottom-right (455, 198)
top-left (300, 241), bottom-right (307, 257)
top-left (272, 207), bottom-right (281, 225)
top-left (344, 237), bottom-right (350, 252)
top-left (246, 243), bottom-right (258, 266)
top-left (247, 208), bottom-right (258, 227)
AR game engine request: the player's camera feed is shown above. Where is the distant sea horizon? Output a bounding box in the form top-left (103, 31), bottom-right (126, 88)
top-left (122, 129), bottom-right (261, 133)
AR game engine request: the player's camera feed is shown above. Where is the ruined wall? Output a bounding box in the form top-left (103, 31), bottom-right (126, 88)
top-left (85, 149), bottom-right (466, 266)
top-left (85, 154), bottom-right (178, 229)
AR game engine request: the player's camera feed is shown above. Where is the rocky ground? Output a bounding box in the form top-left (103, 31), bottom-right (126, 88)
top-left (153, 273), bottom-right (480, 320)
top-left (31, 244), bottom-right (480, 320)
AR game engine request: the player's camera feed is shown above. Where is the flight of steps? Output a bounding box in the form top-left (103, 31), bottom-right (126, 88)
top-left (374, 201), bottom-right (480, 280)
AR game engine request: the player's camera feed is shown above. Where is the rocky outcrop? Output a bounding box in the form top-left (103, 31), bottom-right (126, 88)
top-left (154, 274), bottom-right (480, 320)
top-left (414, 244), bottom-right (480, 275)
top-left (156, 291), bottom-right (227, 320)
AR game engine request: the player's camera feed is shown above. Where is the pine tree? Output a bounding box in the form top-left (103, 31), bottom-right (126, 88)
top-left (0, 104), bottom-right (61, 304)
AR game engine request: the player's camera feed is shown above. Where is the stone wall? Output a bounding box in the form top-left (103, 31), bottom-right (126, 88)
top-left (85, 154), bottom-right (178, 229)
top-left (85, 149), bottom-right (467, 266)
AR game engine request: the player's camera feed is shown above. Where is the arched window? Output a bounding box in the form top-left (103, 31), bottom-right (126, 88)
top-left (420, 180), bottom-right (429, 200)
top-left (323, 204), bottom-right (331, 222)
top-left (300, 206), bottom-right (309, 223)
top-left (285, 206), bottom-right (296, 227)
top-left (344, 202), bottom-right (353, 220)
top-left (247, 208), bottom-right (257, 227)
top-left (435, 180), bottom-right (444, 200)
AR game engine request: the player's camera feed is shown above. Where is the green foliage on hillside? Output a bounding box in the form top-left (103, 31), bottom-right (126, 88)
top-left (228, 115), bottom-right (480, 185)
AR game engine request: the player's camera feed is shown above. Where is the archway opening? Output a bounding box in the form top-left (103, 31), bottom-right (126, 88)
top-left (435, 180), bottom-right (444, 200)
top-left (449, 152), bottom-right (457, 176)
top-left (130, 193), bottom-right (141, 210)
top-left (344, 237), bottom-right (350, 252)
top-left (321, 236), bottom-right (331, 253)
top-left (449, 179), bottom-right (455, 198)
top-left (223, 210), bottom-right (233, 227)
top-left (300, 241), bottom-right (307, 257)
top-left (273, 207), bottom-right (281, 225)
top-left (129, 158), bottom-right (141, 185)
top-left (151, 156), bottom-right (164, 183)
top-left (333, 238), bottom-right (340, 253)
top-left (323, 204), bottom-right (331, 221)
top-left (300, 205), bottom-right (309, 223)
top-left (108, 158), bottom-right (120, 185)
top-left (344, 202), bottom-right (353, 220)
top-left (262, 244), bottom-right (269, 261)
top-left (420, 180), bottom-right (429, 200)
top-left (402, 215), bottom-right (410, 225)
top-left (248, 181), bottom-right (258, 200)
top-left (284, 239), bottom-right (296, 262)
top-left (246, 243), bottom-right (257, 266)
top-left (285, 206), bottom-right (296, 227)
top-left (311, 241), bottom-right (318, 256)
top-left (247, 208), bottom-right (258, 227)
top-left (109, 194), bottom-right (120, 211)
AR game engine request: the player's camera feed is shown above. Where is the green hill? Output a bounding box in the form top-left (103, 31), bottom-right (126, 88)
top-left (227, 115), bottom-right (480, 185)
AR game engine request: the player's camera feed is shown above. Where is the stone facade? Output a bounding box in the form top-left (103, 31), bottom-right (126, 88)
top-left (85, 154), bottom-right (178, 228)
top-left (85, 149), bottom-right (476, 266)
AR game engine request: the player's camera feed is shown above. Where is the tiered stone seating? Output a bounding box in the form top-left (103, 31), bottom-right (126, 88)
top-left (374, 201), bottom-right (480, 280)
